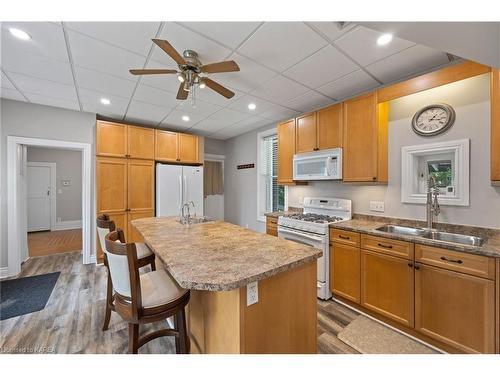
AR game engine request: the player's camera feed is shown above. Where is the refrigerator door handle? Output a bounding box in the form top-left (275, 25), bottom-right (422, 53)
top-left (183, 175), bottom-right (187, 206)
top-left (178, 175), bottom-right (183, 209)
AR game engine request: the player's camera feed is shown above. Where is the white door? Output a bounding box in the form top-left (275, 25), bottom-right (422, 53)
top-left (27, 165), bottom-right (52, 231)
top-left (183, 166), bottom-right (204, 216)
top-left (156, 164), bottom-right (183, 217)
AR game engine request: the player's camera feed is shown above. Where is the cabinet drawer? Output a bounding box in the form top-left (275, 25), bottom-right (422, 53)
top-left (415, 245), bottom-right (495, 280)
top-left (330, 229), bottom-right (360, 247)
top-left (361, 234), bottom-right (414, 260)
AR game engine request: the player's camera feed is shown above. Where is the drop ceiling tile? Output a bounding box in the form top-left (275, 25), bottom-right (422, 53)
top-left (66, 22), bottom-right (160, 56)
top-left (79, 88), bottom-right (130, 118)
top-left (1, 87), bottom-right (25, 101)
top-left (24, 92), bottom-right (80, 111)
top-left (133, 84), bottom-right (179, 109)
top-left (125, 100), bottom-right (171, 125)
top-left (365, 45), bottom-right (450, 83)
top-left (68, 30), bottom-right (147, 80)
top-left (161, 109), bottom-right (205, 129)
top-left (214, 53), bottom-right (277, 93)
top-left (250, 75), bottom-right (309, 105)
top-left (237, 22), bottom-right (328, 72)
top-left (1, 72), bottom-right (15, 89)
top-left (1, 51), bottom-right (74, 85)
top-left (1, 22), bottom-right (69, 62)
top-left (334, 26), bottom-right (415, 66)
top-left (7, 72), bottom-right (78, 101)
top-left (316, 70), bottom-right (379, 101)
top-left (138, 60), bottom-right (179, 92)
top-left (307, 22), bottom-right (356, 41)
top-left (259, 105), bottom-right (300, 122)
top-left (176, 99), bottom-right (222, 117)
top-left (152, 23), bottom-right (231, 66)
top-left (283, 45), bottom-right (358, 89)
top-left (179, 22), bottom-right (261, 49)
top-left (227, 94), bottom-right (275, 116)
top-left (284, 91), bottom-right (333, 113)
top-left (209, 107), bottom-right (252, 123)
top-left (190, 117), bottom-right (233, 133)
top-left (75, 67), bottom-right (137, 98)
top-left (194, 84), bottom-right (244, 106)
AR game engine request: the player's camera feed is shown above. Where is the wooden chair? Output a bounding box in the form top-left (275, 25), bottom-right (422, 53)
top-left (105, 229), bottom-right (190, 354)
top-left (96, 214), bottom-right (156, 331)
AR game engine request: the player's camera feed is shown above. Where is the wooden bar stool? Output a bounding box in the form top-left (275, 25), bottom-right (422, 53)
top-left (105, 229), bottom-right (190, 354)
top-left (96, 214), bottom-right (156, 331)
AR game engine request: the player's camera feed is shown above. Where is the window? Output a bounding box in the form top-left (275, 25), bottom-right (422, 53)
top-left (257, 130), bottom-right (286, 221)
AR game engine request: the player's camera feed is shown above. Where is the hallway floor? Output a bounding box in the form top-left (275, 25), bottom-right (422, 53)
top-left (28, 229), bottom-right (82, 257)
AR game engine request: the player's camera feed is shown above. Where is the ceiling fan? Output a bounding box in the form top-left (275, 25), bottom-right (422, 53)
top-left (130, 39), bottom-right (240, 104)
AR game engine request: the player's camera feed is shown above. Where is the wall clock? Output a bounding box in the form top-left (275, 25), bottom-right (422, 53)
top-left (411, 103), bottom-right (456, 136)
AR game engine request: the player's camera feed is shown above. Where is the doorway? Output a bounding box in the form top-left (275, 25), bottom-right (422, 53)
top-left (203, 154), bottom-right (225, 220)
top-left (27, 162), bottom-right (56, 232)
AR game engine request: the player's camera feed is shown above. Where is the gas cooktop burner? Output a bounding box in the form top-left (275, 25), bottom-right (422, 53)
top-left (284, 213), bottom-right (344, 224)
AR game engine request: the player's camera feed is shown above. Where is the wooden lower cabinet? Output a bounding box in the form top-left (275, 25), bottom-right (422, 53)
top-left (127, 210), bottom-right (154, 243)
top-left (266, 216), bottom-right (278, 236)
top-left (330, 243), bottom-right (360, 303)
top-left (360, 249), bottom-right (415, 327)
top-left (415, 263), bottom-right (495, 353)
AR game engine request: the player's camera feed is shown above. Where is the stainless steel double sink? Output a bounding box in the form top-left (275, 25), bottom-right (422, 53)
top-left (375, 224), bottom-right (485, 247)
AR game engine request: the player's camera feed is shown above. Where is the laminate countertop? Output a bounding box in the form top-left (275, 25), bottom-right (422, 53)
top-left (131, 217), bottom-right (322, 291)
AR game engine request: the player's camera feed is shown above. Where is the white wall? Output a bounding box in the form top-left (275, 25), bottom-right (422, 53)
top-left (27, 147), bottom-right (83, 223)
top-left (287, 74), bottom-right (500, 229)
top-left (0, 99), bottom-right (96, 267)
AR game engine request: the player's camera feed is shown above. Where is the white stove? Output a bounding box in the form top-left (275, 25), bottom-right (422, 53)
top-left (278, 197), bottom-right (352, 300)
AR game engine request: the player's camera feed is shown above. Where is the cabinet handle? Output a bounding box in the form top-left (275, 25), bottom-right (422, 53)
top-left (414, 264), bottom-right (420, 270)
top-left (372, 177), bottom-right (377, 181)
top-left (338, 235), bottom-right (350, 240)
top-left (377, 243), bottom-right (393, 249)
top-left (440, 256), bottom-right (463, 264)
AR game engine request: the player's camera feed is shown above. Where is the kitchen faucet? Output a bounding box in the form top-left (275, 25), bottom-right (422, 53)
top-left (180, 201), bottom-right (196, 224)
top-left (426, 176), bottom-right (440, 230)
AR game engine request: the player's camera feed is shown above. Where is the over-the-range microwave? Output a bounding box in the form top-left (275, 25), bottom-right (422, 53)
top-left (293, 148), bottom-right (342, 181)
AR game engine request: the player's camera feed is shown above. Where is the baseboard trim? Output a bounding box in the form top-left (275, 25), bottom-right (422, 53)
top-left (54, 220), bottom-right (82, 231)
top-left (0, 266), bottom-right (11, 279)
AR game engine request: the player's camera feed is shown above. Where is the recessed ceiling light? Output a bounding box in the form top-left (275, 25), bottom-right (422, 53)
top-left (377, 33), bottom-right (393, 46)
top-left (9, 27), bottom-right (31, 41)
top-left (248, 103), bottom-right (256, 110)
top-left (100, 98), bottom-right (111, 105)
top-left (182, 115), bottom-right (190, 122)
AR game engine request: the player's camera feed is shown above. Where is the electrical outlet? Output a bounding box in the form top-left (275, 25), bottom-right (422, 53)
top-left (370, 201), bottom-right (385, 212)
top-left (247, 281), bottom-right (258, 306)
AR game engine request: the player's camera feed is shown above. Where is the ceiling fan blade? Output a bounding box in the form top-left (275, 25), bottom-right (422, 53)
top-left (204, 78), bottom-right (235, 99)
top-left (152, 39), bottom-right (187, 66)
top-left (201, 60), bottom-right (240, 74)
top-left (176, 83), bottom-right (188, 100)
top-left (129, 69), bottom-right (177, 75)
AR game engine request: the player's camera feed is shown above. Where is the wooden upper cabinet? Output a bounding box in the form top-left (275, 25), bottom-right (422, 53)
top-left (491, 68), bottom-right (500, 181)
top-left (155, 130), bottom-right (179, 162)
top-left (127, 159), bottom-right (155, 212)
top-left (296, 112), bottom-right (317, 153)
top-left (343, 92), bottom-right (388, 182)
top-left (317, 103), bottom-right (343, 150)
top-left (96, 157), bottom-right (128, 213)
top-left (178, 133), bottom-right (199, 163)
top-left (127, 125), bottom-right (155, 160)
top-left (96, 121), bottom-right (128, 157)
top-left (277, 119), bottom-right (296, 184)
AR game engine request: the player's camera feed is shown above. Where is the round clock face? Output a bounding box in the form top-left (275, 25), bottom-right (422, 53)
top-left (411, 104), bottom-right (455, 136)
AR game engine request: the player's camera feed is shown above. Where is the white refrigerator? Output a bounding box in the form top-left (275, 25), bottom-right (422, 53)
top-left (156, 163), bottom-right (204, 217)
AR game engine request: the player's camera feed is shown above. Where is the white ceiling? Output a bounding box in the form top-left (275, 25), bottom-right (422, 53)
top-left (0, 21), bottom-right (453, 140)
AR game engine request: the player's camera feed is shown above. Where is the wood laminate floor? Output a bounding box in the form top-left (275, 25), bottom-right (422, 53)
top-left (0, 252), bottom-right (359, 354)
top-left (28, 229), bottom-right (82, 257)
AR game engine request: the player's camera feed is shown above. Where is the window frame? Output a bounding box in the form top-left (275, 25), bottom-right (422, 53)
top-left (257, 128), bottom-right (288, 222)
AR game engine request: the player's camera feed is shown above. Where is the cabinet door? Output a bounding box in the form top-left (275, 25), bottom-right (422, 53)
top-left (266, 217), bottom-right (278, 237)
top-left (127, 210), bottom-right (154, 243)
top-left (492, 68), bottom-right (500, 181)
top-left (330, 243), bottom-right (360, 303)
top-left (277, 119), bottom-right (296, 184)
top-left (96, 211), bottom-right (128, 262)
top-left (361, 249), bottom-right (414, 327)
top-left (127, 159), bottom-right (155, 211)
top-left (415, 264), bottom-right (495, 353)
top-left (295, 112), bottom-right (317, 153)
top-left (317, 104), bottom-right (342, 150)
top-left (96, 121), bottom-right (128, 157)
top-left (128, 125), bottom-right (155, 160)
top-left (96, 157), bottom-right (128, 213)
top-left (155, 130), bottom-right (179, 162)
top-left (343, 93), bottom-right (378, 182)
top-left (178, 133), bottom-right (199, 163)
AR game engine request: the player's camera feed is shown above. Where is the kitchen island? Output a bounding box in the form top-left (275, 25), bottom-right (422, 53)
top-left (132, 217), bottom-right (321, 354)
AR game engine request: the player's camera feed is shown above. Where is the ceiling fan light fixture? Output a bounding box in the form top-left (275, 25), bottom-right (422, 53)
top-left (177, 73), bottom-right (185, 83)
top-left (199, 79), bottom-right (206, 89)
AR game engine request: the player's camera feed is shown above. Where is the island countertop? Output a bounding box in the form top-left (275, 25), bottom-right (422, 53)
top-left (131, 217), bottom-right (322, 291)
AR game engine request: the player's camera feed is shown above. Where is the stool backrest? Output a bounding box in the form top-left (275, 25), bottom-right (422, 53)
top-left (96, 214), bottom-right (116, 255)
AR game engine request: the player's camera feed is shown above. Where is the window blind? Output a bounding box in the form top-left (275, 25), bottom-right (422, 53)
top-left (261, 134), bottom-right (283, 213)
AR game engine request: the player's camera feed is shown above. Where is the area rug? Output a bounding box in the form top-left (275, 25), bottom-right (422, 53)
top-left (338, 315), bottom-right (439, 354)
top-left (0, 272), bottom-right (60, 320)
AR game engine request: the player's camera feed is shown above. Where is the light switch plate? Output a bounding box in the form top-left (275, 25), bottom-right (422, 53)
top-left (247, 281), bottom-right (258, 306)
top-left (370, 201), bottom-right (385, 212)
